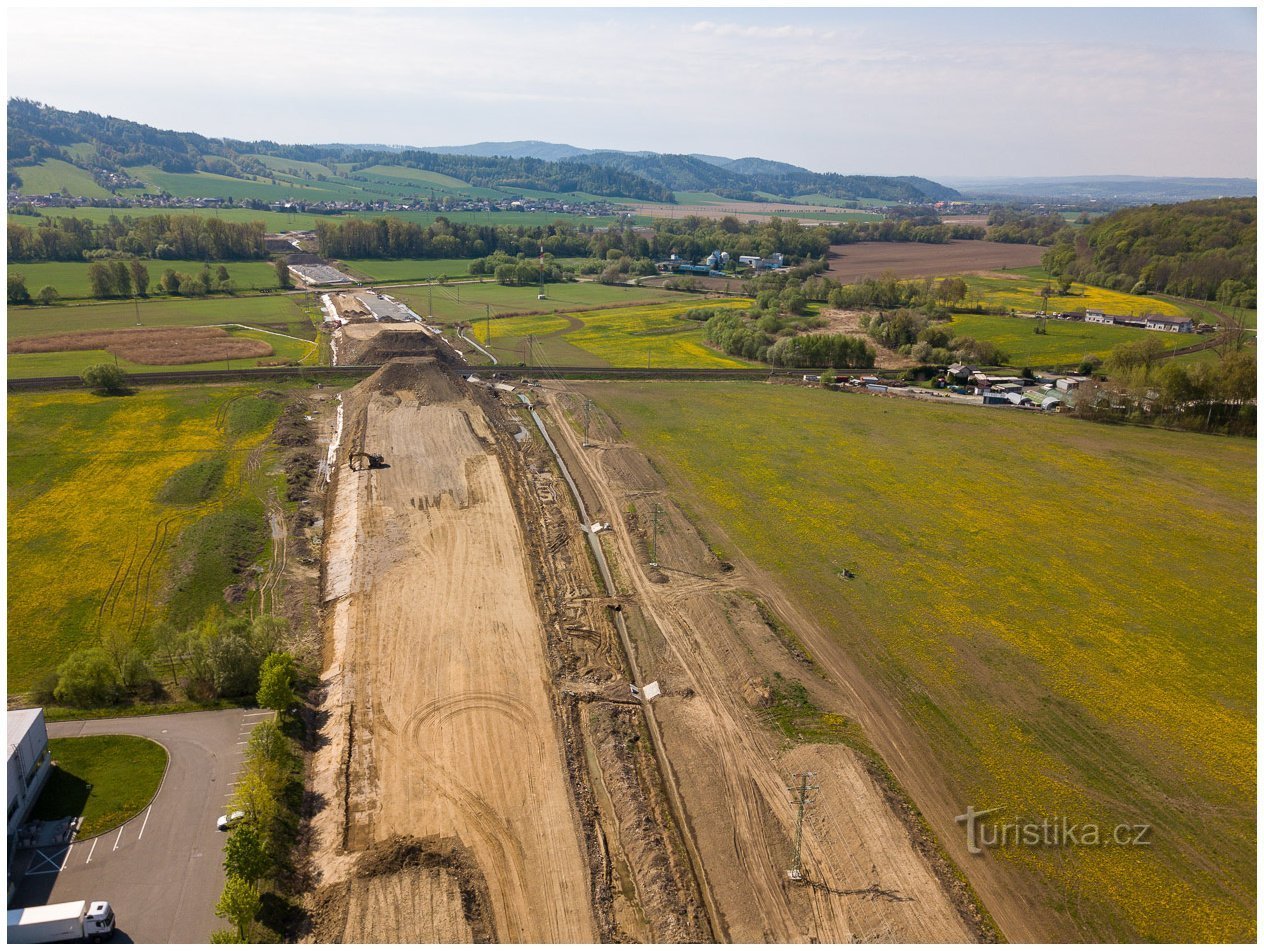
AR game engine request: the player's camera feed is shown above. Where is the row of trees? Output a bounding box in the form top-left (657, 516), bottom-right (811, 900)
top-left (215, 669), bottom-right (302, 943)
top-left (46, 615), bottom-right (290, 709)
top-left (765, 333), bottom-right (875, 368)
top-left (8, 214), bottom-right (268, 262)
top-left (985, 208), bottom-right (1074, 245)
top-left (1041, 198), bottom-right (1255, 304)
top-left (1071, 344), bottom-right (1255, 434)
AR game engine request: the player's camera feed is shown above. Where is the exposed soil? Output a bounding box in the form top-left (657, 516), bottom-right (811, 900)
top-left (541, 386), bottom-right (986, 942)
top-left (8, 326), bottom-right (273, 365)
top-left (826, 241), bottom-right (1045, 282)
top-left (305, 357), bottom-right (710, 942)
top-left (816, 309), bottom-right (917, 369)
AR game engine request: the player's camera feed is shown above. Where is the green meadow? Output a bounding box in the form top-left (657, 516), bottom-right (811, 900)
top-left (586, 381), bottom-right (1255, 943)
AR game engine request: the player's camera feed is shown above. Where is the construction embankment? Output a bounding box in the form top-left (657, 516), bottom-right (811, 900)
top-left (304, 331), bottom-right (988, 941)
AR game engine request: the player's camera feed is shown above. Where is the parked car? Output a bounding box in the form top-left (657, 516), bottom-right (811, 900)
top-left (216, 810), bottom-right (246, 831)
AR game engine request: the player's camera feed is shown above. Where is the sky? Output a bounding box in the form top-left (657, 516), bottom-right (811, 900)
top-left (6, 5), bottom-right (1258, 180)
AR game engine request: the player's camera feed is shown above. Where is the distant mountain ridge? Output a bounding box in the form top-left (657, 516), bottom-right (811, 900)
top-left (941, 175), bottom-right (1256, 203)
top-left (7, 100), bottom-right (958, 204)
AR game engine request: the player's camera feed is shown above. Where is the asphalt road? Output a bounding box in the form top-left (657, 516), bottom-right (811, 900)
top-left (10, 708), bottom-right (272, 944)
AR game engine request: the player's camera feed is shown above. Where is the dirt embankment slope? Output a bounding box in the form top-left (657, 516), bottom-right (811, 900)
top-left (542, 384), bottom-right (986, 943)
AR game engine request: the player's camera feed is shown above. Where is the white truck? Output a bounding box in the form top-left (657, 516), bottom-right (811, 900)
top-left (7, 900), bottom-right (115, 943)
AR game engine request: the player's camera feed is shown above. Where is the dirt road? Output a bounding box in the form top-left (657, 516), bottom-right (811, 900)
top-left (308, 359), bottom-right (596, 942)
top-left (540, 385), bottom-right (982, 942)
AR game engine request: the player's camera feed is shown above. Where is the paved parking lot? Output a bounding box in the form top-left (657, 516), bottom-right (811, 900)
top-left (10, 708), bottom-right (273, 943)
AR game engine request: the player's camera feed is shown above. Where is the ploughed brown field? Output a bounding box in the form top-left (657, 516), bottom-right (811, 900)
top-left (7, 326), bottom-right (273, 365)
top-left (826, 240), bottom-right (1045, 281)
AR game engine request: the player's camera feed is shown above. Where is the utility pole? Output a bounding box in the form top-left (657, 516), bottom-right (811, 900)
top-left (649, 503), bottom-right (662, 567)
top-left (582, 399), bottom-right (593, 448)
top-left (787, 771), bottom-right (819, 883)
top-left (485, 303), bottom-right (492, 347)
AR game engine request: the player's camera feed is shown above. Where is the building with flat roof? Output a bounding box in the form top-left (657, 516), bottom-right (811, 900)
top-left (8, 709), bottom-right (52, 855)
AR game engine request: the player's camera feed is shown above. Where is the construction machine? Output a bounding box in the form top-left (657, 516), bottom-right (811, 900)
top-left (349, 450), bottom-right (387, 471)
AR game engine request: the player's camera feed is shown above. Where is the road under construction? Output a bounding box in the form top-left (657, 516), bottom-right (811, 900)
top-left (302, 324), bottom-right (991, 942)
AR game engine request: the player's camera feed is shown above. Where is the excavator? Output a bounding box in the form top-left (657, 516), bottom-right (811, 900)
top-left (348, 450), bottom-right (387, 471)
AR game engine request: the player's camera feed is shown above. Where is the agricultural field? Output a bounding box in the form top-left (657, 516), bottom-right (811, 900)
top-left (826, 240), bottom-right (1045, 281)
top-left (8, 385), bottom-right (290, 693)
top-left (584, 381), bottom-right (1255, 943)
top-left (389, 279), bottom-right (686, 324)
top-left (8, 327), bottom-right (316, 379)
top-left (10, 206), bottom-right (337, 232)
top-left (9, 294), bottom-right (313, 341)
top-left (336, 258), bottom-right (480, 283)
top-left (944, 313), bottom-right (1191, 367)
top-left (958, 272), bottom-right (1191, 319)
top-left (468, 298), bottom-right (753, 368)
top-left (12, 158), bottom-right (114, 199)
top-left (9, 259), bottom-right (283, 300)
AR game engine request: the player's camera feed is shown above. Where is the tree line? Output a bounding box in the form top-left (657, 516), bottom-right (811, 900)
top-left (1041, 198), bottom-right (1256, 305)
top-left (9, 213), bottom-right (267, 262)
top-left (701, 308), bottom-right (874, 367)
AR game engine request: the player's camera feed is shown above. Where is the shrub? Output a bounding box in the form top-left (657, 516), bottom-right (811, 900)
top-left (54, 647), bottom-right (122, 707)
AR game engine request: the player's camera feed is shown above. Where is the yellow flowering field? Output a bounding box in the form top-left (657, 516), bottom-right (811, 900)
top-left (589, 381), bottom-right (1255, 942)
top-left (470, 298), bottom-right (754, 368)
top-left (7, 386), bottom-right (281, 693)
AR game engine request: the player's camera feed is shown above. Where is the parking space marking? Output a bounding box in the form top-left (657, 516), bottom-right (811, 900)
top-left (113, 825), bottom-right (125, 851)
top-left (60, 844), bottom-right (74, 871)
top-left (138, 805), bottom-right (153, 841)
top-left (85, 838), bottom-right (98, 864)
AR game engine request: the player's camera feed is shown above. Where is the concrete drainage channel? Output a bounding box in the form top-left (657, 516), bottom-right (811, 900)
top-left (519, 392), bottom-right (725, 940)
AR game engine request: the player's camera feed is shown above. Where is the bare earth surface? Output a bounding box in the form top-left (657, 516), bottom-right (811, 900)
top-left (541, 385), bottom-right (983, 943)
top-left (304, 339), bottom-right (990, 942)
top-left (817, 309), bottom-right (916, 369)
top-left (827, 240), bottom-right (1045, 282)
top-left (308, 359), bottom-right (596, 942)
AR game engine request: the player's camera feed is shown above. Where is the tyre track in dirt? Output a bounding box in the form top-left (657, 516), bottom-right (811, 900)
top-left (307, 359), bottom-right (598, 943)
top-left (539, 382), bottom-right (979, 942)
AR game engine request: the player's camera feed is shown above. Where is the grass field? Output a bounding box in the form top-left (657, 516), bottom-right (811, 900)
top-left (337, 258), bottom-right (480, 282)
top-left (9, 259), bottom-right (282, 300)
top-left (9, 294), bottom-right (312, 341)
top-left (8, 386), bottom-right (288, 692)
top-left (945, 313), bottom-right (1190, 367)
top-left (587, 382), bottom-right (1255, 943)
top-left (13, 158), bottom-right (114, 199)
top-left (32, 736), bottom-right (168, 838)
top-left (8, 328), bottom-right (316, 379)
top-left (469, 298), bottom-right (753, 368)
top-left (390, 280), bottom-right (688, 324)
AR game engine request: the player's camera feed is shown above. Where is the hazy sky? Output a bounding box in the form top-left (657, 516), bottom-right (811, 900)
top-left (6, 5), bottom-right (1257, 180)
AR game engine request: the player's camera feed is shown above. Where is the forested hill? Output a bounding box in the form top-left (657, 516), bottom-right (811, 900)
top-left (8, 99), bottom-right (957, 204)
top-left (6, 100), bottom-right (673, 202)
top-left (1041, 197), bottom-right (1256, 306)
top-left (570, 150), bottom-right (958, 202)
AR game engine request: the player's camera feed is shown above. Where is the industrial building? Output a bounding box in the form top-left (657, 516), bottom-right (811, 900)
top-left (7, 709), bottom-right (52, 858)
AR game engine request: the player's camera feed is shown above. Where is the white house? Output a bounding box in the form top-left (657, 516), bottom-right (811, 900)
top-left (1144, 315), bottom-right (1194, 334)
top-left (1084, 309), bottom-right (1113, 325)
top-left (8, 709), bottom-right (52, 853)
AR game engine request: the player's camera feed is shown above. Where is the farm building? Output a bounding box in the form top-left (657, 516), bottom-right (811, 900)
top-left (1056, 378), bottom-right (1081, 392)
top-left (946, 363), bottom-right (977, 381)
top-left (1145, 315), bottom-right (1194, 333)
top-left (7, 709), bottom-right (52, 858)
top-left (1084, 309), bottom-right (1113, 324)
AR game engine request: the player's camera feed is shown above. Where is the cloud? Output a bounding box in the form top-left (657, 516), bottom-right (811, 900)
top-left (688, 20), bottom-right (836, 41)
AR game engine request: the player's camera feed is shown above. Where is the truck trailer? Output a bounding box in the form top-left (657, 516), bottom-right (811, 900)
top-left (7, 900), bottom-right (115, 943)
